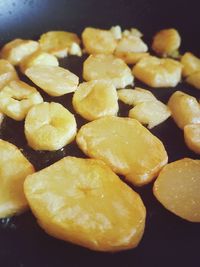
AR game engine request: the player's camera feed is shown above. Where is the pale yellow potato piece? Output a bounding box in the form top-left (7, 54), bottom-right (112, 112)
top-left (25, 65), bottom-right (79, 96)
top-left (153, 158), bottom-right (200, 222)
top-left (0, 80), bottom-right (43, 121)
top-left (181, 52), bottom-right (200, 77)
top-left (76, 116), bottom-right (168, 186)
top-left (0, 59), bottom-right (19, 90)
top-left (72, 80), bottom-right (119, 121)
top-left (122, 28), bottom-right (143, 38)
top-left (168, 91), bottom-right (200, 129)
top-left (83, 54), bottom-right (134, 88)
top-left (20, 50), bottom-right (59, 73)
top-left (110, 25), bottom-right (122, 40)
top-left (25, 102), bottom-right (77, 151)
top-left (118, 87), bottom-right (156, 105)
top-left (24, 156), bottom-right (146, 251)
top-left (0, 139), bottom-right (34, 218)
top-left (184, 124), bottom-right (200, 154)
top-left (129, 101), bottom-right (171, 129)
top-left (133, 56), bottom-right (182, 88)
top-left (115, 51), bottom-right (149, 65)
top-left (39, 31), bottom-right (81, 58)
top-left (186, 71), bottom-right (200, 89)
top-left (152, 28), bottom-right (181, 57)
top-left (82, 27), bottom-right (117, 55)
top-left (0, 39), bottom-right (39, 65)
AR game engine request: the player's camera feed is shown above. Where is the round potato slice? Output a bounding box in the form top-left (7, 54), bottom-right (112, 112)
top-left (24, 156), bottom-right (146, 252)
top-left (72, 80), bottom-right (119, 121)
top-left (25, 102), bottom-right (77, 151)
top-left (153, 158), bottom-right (200, 222)
top-left (0, 139), bottom-right (34, 218)
top-left (76, 116), bottom-right (168, 186)
top-left (184, 124), bottom-right (200, 154)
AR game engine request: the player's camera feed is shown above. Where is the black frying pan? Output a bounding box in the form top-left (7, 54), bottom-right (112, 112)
top-left (0, 0), bottom-right (200, 266)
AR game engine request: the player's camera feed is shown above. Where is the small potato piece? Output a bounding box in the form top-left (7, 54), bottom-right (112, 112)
top-left (39, 31), bottom-right (81, 58)
top-left (184, 124), bottom-right (200, 154)
top-left (0, 39), bottom-right (39, 65)
top-left (24, 156), bottom-right (146, 251)
top-left (168, 91), bottom-right (200, 129)
top-left (110, 25), bottom-right (122, 40)
top-left (118, 87), bottom-right (156, 106)
top-left (186, 71), bottom-right (200, 89)
top-left (181, 52), bottom-right (200, 77)
top-left (0, 139), bottom-right (34, 218)
top-left (129, 101), bottom-right (171, 129)
top-left (0, 59), bottom-right (19, 90)
top-left (25, 102), bottom-right (77, 151)
top-left (83, 54), bottom-right (133, 88)
top-left (82, 27), bottom-right (117, 55)
top-left (20, 50), bottom-right (59, 73)
top-left (154, 158), bottom-right (200, 222)
top-left (25, 65), bottom-right (79, 96)
top-left (133, 56), bottom-right (182, 88)
top-left (72, 80), bottom-right (119, 121)
top-left (76, 116), bottom-right (168, 186)
top-left (0, 80), bottom-right (43, 121)
top-left (152, 28), bottom-right (181, 57)
top-left (122, 28), bottom-right (143, 38)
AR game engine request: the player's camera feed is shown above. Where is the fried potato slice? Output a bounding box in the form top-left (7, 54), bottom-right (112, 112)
top-left (25, 65), bottom-right (79, 96)
top-left (153, 158), bottom-right (200, 222)
top-left (83, 54), bottom-right (133, 88)
top-left (72, 80), bottom-right (119, 121)
top-left (168, 91), bottom-right (200, 129)
top-left (0, 139), bottom-right (34, 218)
top-left (25, 102), bottom-right (77, 151)
top-left (181, 52), bottom-right (200, 77)
top-left (76, 116), bottom-right (168, 186)
top-left (0, 59), bottom-right (19, 90)
top-left (184, 124), bottom-right (200, 154)
top-left (133, 56), bottom-right (182, 88)
top-left (0, 80), bottom-right (43, 121)
top-left (186, 71), bottom-right (200, 90)
top-left (24, 156), bottom-right (146, 251)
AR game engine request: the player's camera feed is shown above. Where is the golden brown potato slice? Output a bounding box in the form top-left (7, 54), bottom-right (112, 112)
top-left (24, 156), bottom-right (146, 251)
top-left (0, 59), bottom-right (19, 90)
top-left (76, 116), bottom-right (168, 186)
top-left (25, 65), bottom-right (79, 96)
top-left (186, 71), bottom-right (200, 89)
top-left (83, 54), bottom-right (134, 88)
top-left (72, 80), bottom-right (119, 121)
top-left (25, 102), bottom-right (77, 151)
top-left (0, 80), bottom-right (43, 121)
top-left (153, 158), bottom-right (200, 222)
top-left (181, 52), bottom-right (200, 77)
top-left (168, 91), bottom-right (200, 129)
top-left (0, 39), bottom-right (39, 65)
top-left (0, 139), bottom-right (34, 218)
top-left (133, 56), bottom-right (182, 88)
top-left (82, 27), bottom-right (117, 55)
top-left (184, 124), bottom-right (200, 154)
top-left (152, 28), bottom-right (181, 57)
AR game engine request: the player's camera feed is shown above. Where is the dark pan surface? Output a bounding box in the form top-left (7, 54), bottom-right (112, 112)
top-left (0, 0), bottom-right (200, 266)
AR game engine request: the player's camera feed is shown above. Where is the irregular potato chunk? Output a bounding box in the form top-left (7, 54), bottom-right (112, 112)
top-left (181, 52), bottom-right (200, 77)
top-left (24, 156), bottom-right (146, 251)
top-left (110, 25), bottom-right (122, 40)
top-left (39, 31), bottom-right (81, 58)
top-left (25, 102), bottom-right (77, 151)
top-left (153, 158), bottom-right (200, 222)
top-left (122, 28), bottom-right (143, 38)
top-left (83, 54), bottom-right (133, 88)
top-left (25, 65), bottom-right (79, 96)
top-left (0, 59), bottom-right (19, 90)
top-left (129, 101), bottom-right (171, 129)
top-left (152, 28), bottom-right (181, 57)
top-left (186, 71), bottom-right (200, 89)
top-left (118, 87), bottom-right (156, 106)
top-left (82, 27), bottom-right (117, 55)
top-left (72, 80), bottom-right (119, 121)
top-left (76, 116), bottom-right (168, 186)
top-left (0, 80), bottom-right (43, 121)
top-left (0, 39), bottom-right (39, 65)
top-left (20, 50), bottom-right (59, 73)
top-left (133, 56), bottom-right (182, 88)
top-left (184, 124), bottom-right (200, 154)
top-left (168, 91), bottom-right (200, 129)
top-left (0, 139), bottom-right (34, 218)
